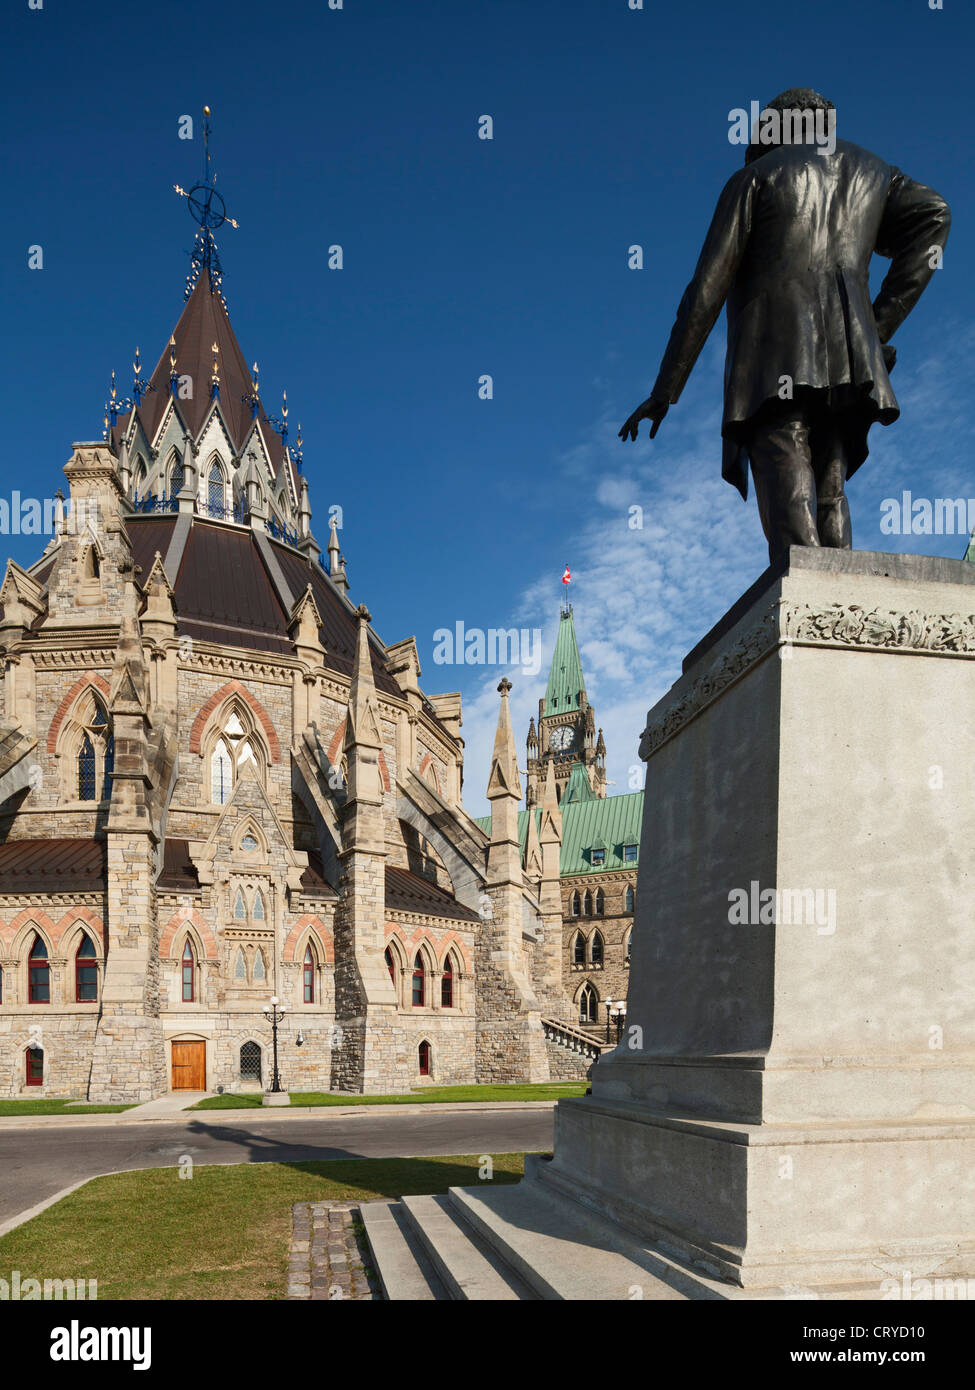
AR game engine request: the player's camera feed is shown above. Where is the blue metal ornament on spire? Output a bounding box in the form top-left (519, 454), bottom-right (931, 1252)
top-left (173, 106), bottom-right (239, 303)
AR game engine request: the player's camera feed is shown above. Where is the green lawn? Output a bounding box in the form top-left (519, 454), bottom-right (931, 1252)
top-left (0, 1099), bottom-right (134, 1116)
top-left (192, 1081), bottom-right (586, 1110)
top-left (0, 1155), bottom-right (528, 1300)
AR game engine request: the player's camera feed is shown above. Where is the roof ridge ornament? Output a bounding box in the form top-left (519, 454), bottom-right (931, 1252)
top-left (173, 105), bottom-right (238, 305)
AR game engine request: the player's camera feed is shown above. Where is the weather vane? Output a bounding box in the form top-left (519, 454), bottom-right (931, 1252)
top-left (173, 105), bottom-right (238, 303)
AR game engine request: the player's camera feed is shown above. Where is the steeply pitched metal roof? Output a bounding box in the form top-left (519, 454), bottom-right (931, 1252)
top-left (385, 864), bottom-right (480, 922)
top-left (114, 273), bottom-right (288, 476)
top-left (544, 607), bottom-right (586, 715)
top-left (562, 760), bottom-right (596, 803)
top-left (0, 838), bottom-right (106, 892)
top-left (476, 789), bottom-right (644, 877)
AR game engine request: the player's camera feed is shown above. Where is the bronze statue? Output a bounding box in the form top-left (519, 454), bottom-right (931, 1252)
top-left (619, 89), bottom-right (951, 561)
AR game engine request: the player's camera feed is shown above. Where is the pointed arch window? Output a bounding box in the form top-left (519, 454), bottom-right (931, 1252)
top-left (573, 932), bottom-right (586, 966)
top-left (233, 888), bottom-right (247, 920)
top-left (571, 891), bottom-right (581, 917)
top-left (591, 931), bottom-right (604, 967)
top-left (303, 944), bottom-right (316, 1003)
top-left (441, 955), bottom-right (454, 1009)
top-left (385, 946), bottom-right (396, 983)
top-left (625, 885), bottom-right (635, 913)
top-left (624, 929), bottom-right (632, 965)
top-left (579, 983), bottom-right (597, 1025)
top-left (584, 890), bottom-right (593, 917)
top-left (181, 939), bottom-right (196, 1003)
top-left (252, 890), bottom-right (266, 922)
top-left (411, 953), bottom-right (425, 1008)
top-left (234, 947), bottom-right (248, 981)
top-left (28, 935), bottom-right (50, 1003)
top-left (253, 949), bottom-right (266, 982)
top-left (78, 734), bottom-right (96, 801)
top-left (418, 1040), bottom-right (431, 1077)
top-left (209, 707), bottom-right (266, 805)
top-left (75, 933), bottom-right (98, 1002)
top-left (595, 888), bottom-right (605, 916)
top-left (207, 461), bottom-right (225, 514)
top-left (169, 456), bottom-right (184, 498)
top-left (134, 459), bottom-right (148, 500)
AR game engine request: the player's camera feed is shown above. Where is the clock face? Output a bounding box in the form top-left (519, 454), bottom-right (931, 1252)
top-left (550, 726), bottom-right (574, 752)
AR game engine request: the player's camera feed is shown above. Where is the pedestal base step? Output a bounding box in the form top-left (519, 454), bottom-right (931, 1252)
top-left (360, 1193), bottom-right (537, 1300)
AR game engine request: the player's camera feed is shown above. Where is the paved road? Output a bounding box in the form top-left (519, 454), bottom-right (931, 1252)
top-left (0, 1109), bottom-right (554, 1226)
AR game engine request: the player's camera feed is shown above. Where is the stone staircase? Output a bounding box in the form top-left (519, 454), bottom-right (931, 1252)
top-left (360, 1156), bottom-right (710, 1301)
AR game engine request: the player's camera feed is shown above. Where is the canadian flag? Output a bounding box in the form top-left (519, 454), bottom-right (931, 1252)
top-left (561, 566), bottom-right (571, 585)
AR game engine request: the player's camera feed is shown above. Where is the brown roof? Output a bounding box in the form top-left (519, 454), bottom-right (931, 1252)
top-left (300, 850), bottom-right (337, 897)
top-left (385, 865), bottom-right (479, 923)
top-left (114, 273), bottom-right (287, 476)
top-left (0, 838), bottom-right (105, 892)
top-left (157, 838), bottom-right (200, 892)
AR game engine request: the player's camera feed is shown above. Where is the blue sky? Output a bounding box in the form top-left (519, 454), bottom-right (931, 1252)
top-left (3, 0), bottom-right (972, 813)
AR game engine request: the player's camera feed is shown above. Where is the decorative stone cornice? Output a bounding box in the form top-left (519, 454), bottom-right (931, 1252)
top-left (641, 598), bottom-right (975, 759)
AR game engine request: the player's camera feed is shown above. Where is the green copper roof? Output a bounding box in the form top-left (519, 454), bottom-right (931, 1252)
top-left (563, 760), bottom-right (596, 804)
top-left (544, 608), bottom-right (586, 714)
top-left (476, 788), bottom-right (643, 877)
top-left (965, 529), bottom-right (975, 563)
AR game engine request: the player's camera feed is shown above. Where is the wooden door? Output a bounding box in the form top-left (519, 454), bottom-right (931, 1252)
top-left (171, 1040), bottom-right (206, 1091)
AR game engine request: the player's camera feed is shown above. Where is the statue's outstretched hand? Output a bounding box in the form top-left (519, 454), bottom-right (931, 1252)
top-left (619, 395), bottom-right (669, 442)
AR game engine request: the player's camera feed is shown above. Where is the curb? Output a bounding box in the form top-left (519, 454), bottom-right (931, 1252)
top-left (0, 1100), bottom-right (561, 1131)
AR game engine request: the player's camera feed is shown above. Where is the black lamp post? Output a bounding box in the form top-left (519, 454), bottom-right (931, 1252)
top-left (262, 996), bottom-right (287, 1093)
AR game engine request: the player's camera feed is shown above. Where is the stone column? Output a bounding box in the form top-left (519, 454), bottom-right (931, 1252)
top-left (538, 548), bottom-right (975, 1295)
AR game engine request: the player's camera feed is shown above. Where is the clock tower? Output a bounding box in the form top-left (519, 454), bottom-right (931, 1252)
top-left (525, 602), bottom-right (606, 806)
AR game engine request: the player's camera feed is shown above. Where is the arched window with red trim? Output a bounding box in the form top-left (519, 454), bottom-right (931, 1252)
top-left (28, 935), bottom-right (50, 1003)
top-left (181, 939), bottom-right (196, 1003)
top-left (441, 955), bottom-right (454, 1009)
top-left (418, 1040), bottom-right (431, 1076)
top-left (75, 933), bottom-right (98, 1002)
top-left (385, 946), bottom-right (395, 982)
top-left (303, 944), bottom-right (315, 1003)
top-left (411, 953), bottom-right (425, 1008)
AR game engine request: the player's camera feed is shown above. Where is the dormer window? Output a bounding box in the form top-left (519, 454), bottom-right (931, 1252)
top-left (591, 848), bottom-right (606, 868)
top-left (623, 844), bottom-right (638, 864)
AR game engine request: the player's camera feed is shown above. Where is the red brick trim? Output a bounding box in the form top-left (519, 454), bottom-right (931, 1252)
top-left (1, 907), bottom-right (58, 950)
top-left (417, 753), bottom-right (441, 794)
top-left (188, 680), bottom-right (281, 763)
top-left (46, 673), bottom-right (111, 753)
top-left (385, 923), bottom-right (471, 972)
top-left (283, 914), bottom-right (334, 964)
top-left (326, 720), bottom-right (390, 793)
top-left (160, 908), bottom-right (219, 960)
top-left (51, 907), bottom-right (105, 953)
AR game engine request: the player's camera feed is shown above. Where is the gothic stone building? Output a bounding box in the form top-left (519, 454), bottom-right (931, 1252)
top-left (478, 605), bottom-right (643, 1039)
top-left (0, 228), bottom-right (585, 1101)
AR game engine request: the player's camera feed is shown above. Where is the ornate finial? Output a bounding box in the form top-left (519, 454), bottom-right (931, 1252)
top-left (174, 106), bottom-right (238, 302)
top-left (210, 340), bottom-right (221, 398)
top-left (355, 603), bottom-right (372, 623)
top-left (293, 420), bottom-right (303, 473)
top-left (267, 389), bottom-right (289, 445)
top-left (498, 677), bottom-right (513, 697)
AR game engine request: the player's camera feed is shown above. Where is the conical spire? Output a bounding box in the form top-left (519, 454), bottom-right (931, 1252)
top-left (486, 678), bottom-right (522, 801)
top-left (544, 605), bottom-right (586, 714)
top-left (328, 514), bottom-right (348, 594)
top-left (539, 758), bottom-right (562, 848)
top-left (345, 604), bottom-right (382, 754)
top-left (524, 804), bottom-right (542, 879)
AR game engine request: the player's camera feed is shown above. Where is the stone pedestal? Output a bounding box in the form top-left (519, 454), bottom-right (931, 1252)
top-left (531, 549), bottom-right (975, 1296)
top-left (262, 1091), bottom-right (291, 1107)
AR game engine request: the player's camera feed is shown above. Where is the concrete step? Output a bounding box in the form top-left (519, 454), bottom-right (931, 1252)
top-left (399, 1194), bottom-right (537, 1300)
top-left (447, 1176), bottom-right (722, 1300)
top-left (359, 1200), bottom-right (448, 1301)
